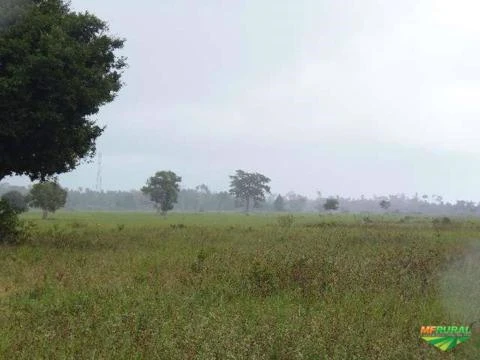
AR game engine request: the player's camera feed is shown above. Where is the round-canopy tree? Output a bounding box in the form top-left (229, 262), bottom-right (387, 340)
top-left (141, 171), bottom-right (182, 216)
top-left (0, 0), bottom-right (127, 182)
top-left (29, 181), bottom-right (67, 219)
top-left (229, 170), bottom-right (271, 214)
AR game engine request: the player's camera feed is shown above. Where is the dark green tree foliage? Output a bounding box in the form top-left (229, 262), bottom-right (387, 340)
top-left (29, 181), bottom-right (67, 218)
top-left (0, 199), bottom-right (23, 243)
top-left (323, 197), bottom-right (339, 211)
top-left (273, 195), bottom-right (285, 212)
top-left (229, 170), bottom-right (271, 213)
top-left (0, 0), bottom-right (127, 181)
top-left (142, 171), bottom-right (182, 216)
top-left (1, 190), bottom-right (28, 213)
top-left (379, 199), bottom-right (391, 211)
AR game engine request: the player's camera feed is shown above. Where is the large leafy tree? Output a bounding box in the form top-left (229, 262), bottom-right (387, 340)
top-left (29, 181), bottom-right (67, 219)
top-left (0, 0), bottom-right (127, 182)
top-left (142, 171), bottom-right (182, 216)
top-left (229, 170), bottom-right (271, 213)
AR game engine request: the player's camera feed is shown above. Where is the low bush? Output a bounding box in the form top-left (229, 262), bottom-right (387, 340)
top-left (0, 200), bottom-right (34, 245)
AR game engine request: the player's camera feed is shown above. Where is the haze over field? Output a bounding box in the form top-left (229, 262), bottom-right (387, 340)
top-left (2, 2), bottom-right (480, 357)
top-left (5, 0), bottom-right (480, 202)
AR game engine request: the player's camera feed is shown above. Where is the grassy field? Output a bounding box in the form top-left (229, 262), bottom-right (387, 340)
top-left (1, 211), bottom-right (479, 359)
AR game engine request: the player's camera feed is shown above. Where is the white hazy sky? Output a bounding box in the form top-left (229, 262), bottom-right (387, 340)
top-left (5, 0), bottom-right (480, 201)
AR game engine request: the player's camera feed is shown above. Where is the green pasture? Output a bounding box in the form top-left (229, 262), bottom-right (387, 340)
top-left (1, 212), bottom-right (478, 359)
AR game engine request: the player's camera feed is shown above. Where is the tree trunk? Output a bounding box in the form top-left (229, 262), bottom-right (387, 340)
top-left (245, 197), bottom-right (250, 214)
top-left (42, 209), bottom-right (48, 219)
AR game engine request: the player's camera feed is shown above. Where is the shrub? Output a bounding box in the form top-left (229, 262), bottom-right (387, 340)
top-left (0, 199), bottom-right (33, 244)
top-left (399, 216), bottom-right (413, 224)
top-left (323, 197), bottom-right (339, 211)
top-left (190, 249), bottom-right (208, 273)
top-left (441, 216), bottom-right (452, 225)
top-left (362, 216), bottom-right (373, 224)
top-left (1, 191), bottom-right (28, 214)
top-left (432, 216), bottom-right (452, 226)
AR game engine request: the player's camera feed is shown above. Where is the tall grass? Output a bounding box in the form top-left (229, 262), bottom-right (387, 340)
top-left (0, 212), bottom-right (478, 358)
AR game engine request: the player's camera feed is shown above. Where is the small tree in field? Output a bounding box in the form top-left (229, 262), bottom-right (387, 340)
top-left (1, 191), bottom-right (28, 214)
top-left (29, 181), bottom-right (67, 219)
top-left (379, 199), bottom-right (391, 211)
top-left (229, 170), bottom-right (271, 214)
top-left (323, 197), bottom-right (339, 212)
top-left (142, 171), bottom-right (181, 216)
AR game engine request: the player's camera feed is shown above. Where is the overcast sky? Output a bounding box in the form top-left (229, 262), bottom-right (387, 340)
top-left (5, 0), bottom-right (480, 201)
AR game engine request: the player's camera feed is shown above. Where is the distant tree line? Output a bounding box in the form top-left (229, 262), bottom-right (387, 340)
top-left (2, 181), bottom-right (480, 216)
